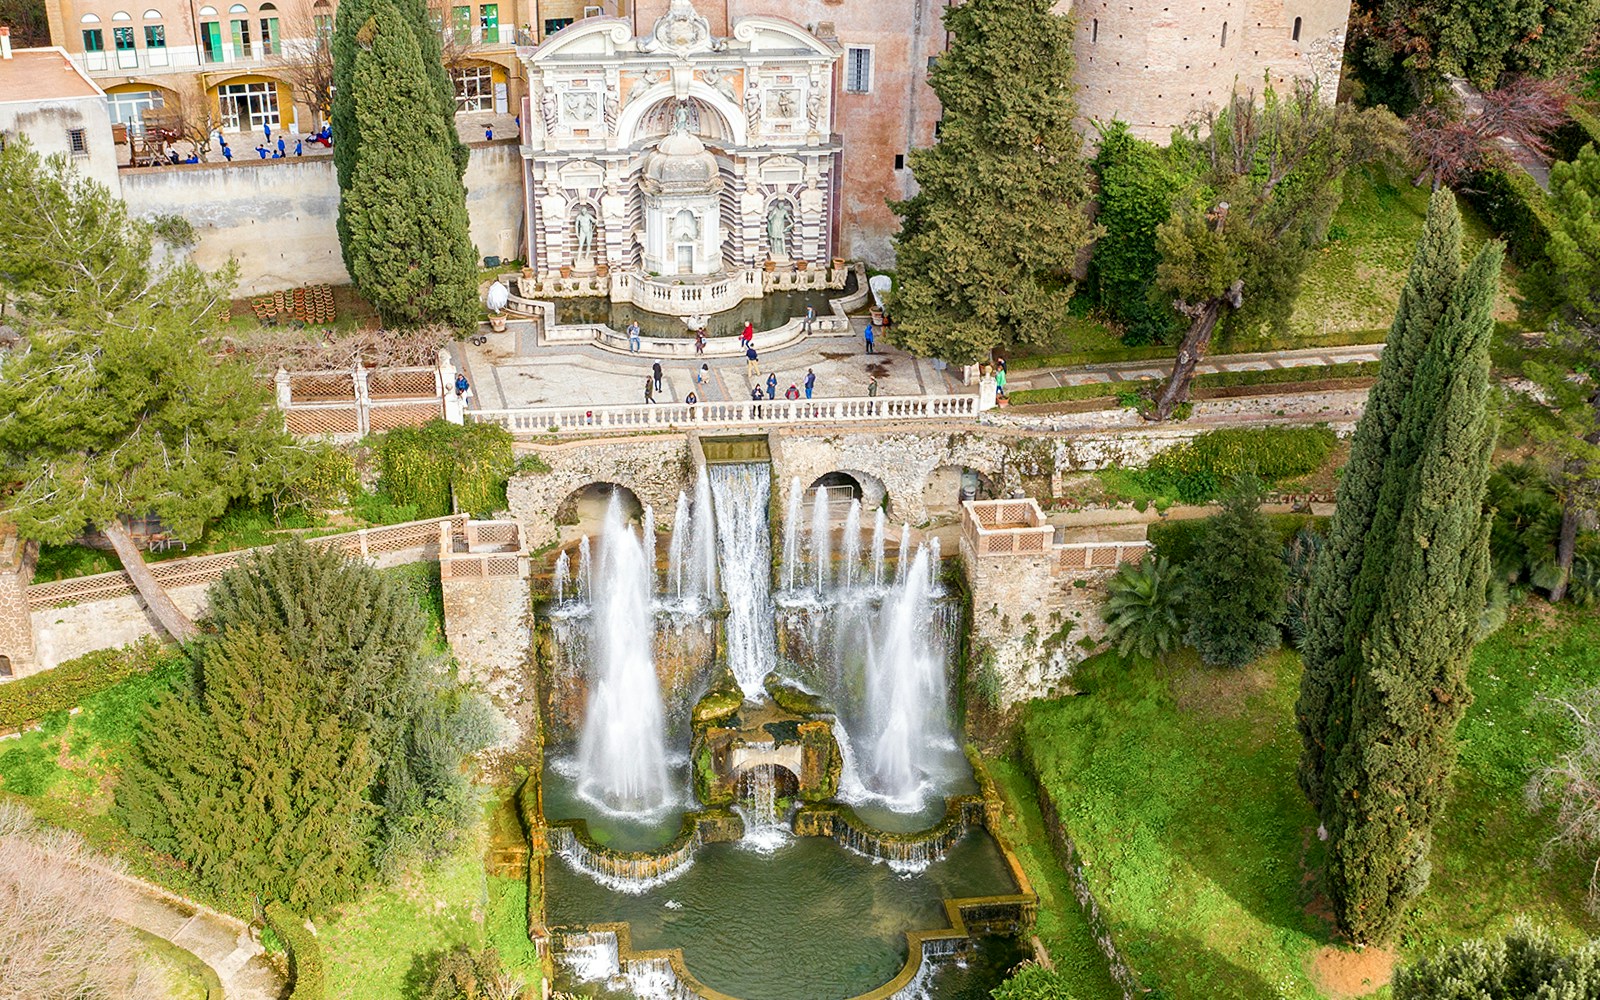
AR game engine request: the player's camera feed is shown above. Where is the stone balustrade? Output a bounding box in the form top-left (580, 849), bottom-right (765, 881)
top-left (468, 393), bottom-right (979, 436)
top-left (961, 499), bottom-right (1149, 575)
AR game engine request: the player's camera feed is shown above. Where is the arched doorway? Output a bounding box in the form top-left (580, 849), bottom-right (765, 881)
top-left (554, 481), bottom-right (645, 534)
top-left (0, 655), bottom-right (12, 679)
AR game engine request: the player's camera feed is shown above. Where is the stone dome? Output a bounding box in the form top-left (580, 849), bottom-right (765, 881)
top-left (642, 129), bottom-right (722, 194)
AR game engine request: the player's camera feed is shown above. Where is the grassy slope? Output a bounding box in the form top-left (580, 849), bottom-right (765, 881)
top-left (1021, 605), bottom-right (1600, 999)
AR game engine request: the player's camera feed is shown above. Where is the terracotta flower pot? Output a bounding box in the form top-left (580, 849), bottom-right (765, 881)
top-left (595, 263), bottom-right (609, 277)
top-left (796, 260), bottom-right (808, 271)
top-left (763, 260), bottom-right (777, 273)
top-left (489, 314), bottom-right (507, 332)
top-left (520, 265), bottom-right (534, 280)
top-left (831, 257), bottom-right (846, 271)
top-left (560, 265), bottom-right (573, 279)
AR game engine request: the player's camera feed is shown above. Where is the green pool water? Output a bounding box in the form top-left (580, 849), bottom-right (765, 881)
top-left (552, 273), bottom-right (859, 340)
top-left (548, 829), bottom-right (1020, 1000)
top-left (543, 760), bottom-right (693, 853)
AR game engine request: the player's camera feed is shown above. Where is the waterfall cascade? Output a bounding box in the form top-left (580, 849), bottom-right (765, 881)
top-left (708, 463), bottom-right (777, 697)
top-left (735, 761), bottom-right (790, 854)
top-left (575, 496), bottom-right (672, 813)
top-left (862, 545), bottom-right (949, 808)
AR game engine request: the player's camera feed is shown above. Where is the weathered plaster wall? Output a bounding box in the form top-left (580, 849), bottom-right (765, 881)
top-left (442, 575), bottom-right (532, 741)
top-left (30, 583), bottom-right (210, 672)
top-left (2, 97), bottom-right (120, 192)
top-left (0, 532), bottom-right (39, 679)
top-left (121, 142), bottom-right (525, 296)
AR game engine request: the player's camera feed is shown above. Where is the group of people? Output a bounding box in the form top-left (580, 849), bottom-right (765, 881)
top-left (214, 123), bottom-right (332, 164)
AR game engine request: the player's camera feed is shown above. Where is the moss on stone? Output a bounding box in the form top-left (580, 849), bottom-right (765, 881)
top-left (763, 672), bottom-right (831, 716)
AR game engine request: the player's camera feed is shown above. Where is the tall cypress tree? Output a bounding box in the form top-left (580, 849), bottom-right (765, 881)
top-left (1296, 190), bottom-right (1466, 811)
top-left (337, 0), bottom-right (478, 327)
top-left (889, 0), bottom-right (1100, 363)
top-left (1295, 190), bottom-right (1501, 944)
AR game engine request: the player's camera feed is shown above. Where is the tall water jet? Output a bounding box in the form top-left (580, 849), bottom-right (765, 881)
top-left (709, 463), bottom-right (776, 696)
top-left (894, 524), bottom-right (911, 583)
top-left (864, 545), bottom-right (948, 807)
top-left (690, 470), bottom-right (719, 601)
top-left (870, 509), bottom-right (887, 587)
top-left (641, 506), bottom-right (657, 599)
top-left (781, 477), bottom-right (804, 591)
top-left (841, 500), bottom-right (862, 590)
top-left (667, 491), bottom-right (690, 598)
top-left (578, 535), bottom-right (593, 601)
top-left (810, 488), bottom-right (832, 593)
top-left (575, 497), bottom-right (671, 812)
top-left (553, 550), bottom-right (571, 604)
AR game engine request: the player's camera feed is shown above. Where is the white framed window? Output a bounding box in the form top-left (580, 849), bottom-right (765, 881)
top-left (67, 128), bottom-right (89, 155)
top-left (582, 5), bottom-right (602, 16)
top-left (108, 89), bottom-right (166, 131)
top-left (217, 80), bottom-right (280, 129)
top-left (452, 65), bottom-right (494, 113)
top-left (845, 46), bottom-right (872, 94)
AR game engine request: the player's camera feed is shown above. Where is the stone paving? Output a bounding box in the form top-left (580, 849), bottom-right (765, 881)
top-left (455, 323), bottom-right (1384, 413)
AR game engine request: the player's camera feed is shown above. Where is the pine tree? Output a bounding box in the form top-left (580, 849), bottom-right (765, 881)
top-left (116, 627), bottom-right (378, 913)
top-left (1297, 189), bottom-right (1466, 812)
top-left (888, 0), bottom-right (1099, 363)
top-left (1297, 190), bottom-right (1501, 944)
top-left (1182, 480), bottom-right (1288, 668)
top-left (335, 0), bottom-right (477, 327)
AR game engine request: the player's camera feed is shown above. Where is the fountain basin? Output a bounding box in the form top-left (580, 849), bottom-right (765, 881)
top-left (550, 829), bottom-right (1030, 1000)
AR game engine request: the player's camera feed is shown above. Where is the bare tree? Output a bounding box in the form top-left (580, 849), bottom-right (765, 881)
top-left (1528, 687), bottom-right (1600, 915)
top-left (273, 10), bottom-right (335, 131)
top-left (1409, 76), bottom-right (1571, 190)
top-left (0, 803), bottom-right (166, 1000)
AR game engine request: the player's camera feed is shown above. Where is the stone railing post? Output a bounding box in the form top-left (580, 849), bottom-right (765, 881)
top-left (352, 361), bottom-right (371, 436)
top-left (274, 367), bottom-right (292, 409)
top-left (439, 348), bottom-right (464, 425)
top-left (978, 375), bottom-right (998, 411)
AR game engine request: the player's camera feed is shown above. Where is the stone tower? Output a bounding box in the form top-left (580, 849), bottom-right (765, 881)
top-left (1067, 0), bottom-right (1351, 144)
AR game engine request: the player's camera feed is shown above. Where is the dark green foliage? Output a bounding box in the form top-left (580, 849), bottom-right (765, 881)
top-left (379, 420), bottom-right (515, 518)
top-left (991, 964), bottom-right (1081, 1000)
top-left (335, 0), bottom-right (477, 327)
top-left (889, 0), bottom-right (1098, 362)
top-left (0, 641), bottom-right (168, 730)
top-left (1350, 0), bottom-right (1600, 90)
top-left (1281, 527), bottom-right (1325, 650)
top-left (1461, 166), bottom-right (1557, 267)
top-left (265, 903), bottom-right (328, 1000)
top-left (1149, 514), bottom-right (1328, 570)
top-left (0, 741), bottom-right (61, 795)
top-left (0, 141), bottom-right (288, 544)
top-left (116, 627), bottom-right (380, 914)
top-left (1008, 360), bottom-right (1383, 406)
top-left (1182, 482), bottom-right (1289, 668)
top-left (1089, 121), bottom-right (1189, 345)
top-left (1146, 427), bottom-right (1337, 503)
top-left (1485, 463), bottom-right (1564, 589)
top-left (420, 946), bottom-right (518, 1000)
top-left (1394, 920), bottom-right (1600, 998)
top-left (1552, 105), bottom-right (1600, 163)
top-left (1101, 556), bottom-right (1184, 661)
top-left (1297, 189), bottom-right (1501, 944)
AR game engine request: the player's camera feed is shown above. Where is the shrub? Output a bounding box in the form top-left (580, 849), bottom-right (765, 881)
top-left (1182, 481), bottom-right (1288, 668)
top-left (420, 946), bottom-right (524, 1000)
top-left (1089, 121), bottom-right (1189, 345)
top-left (1281, 526), bottom-right (1325, 650)
top-left (0, 640), bottom-right (167, 730)
top-left (265, 903), bottom-right (327, 1000)
top-left (1393, 919), bottom-right (1600, 999)
top-left (1485, 462), bottom-right (1564, 590)
top-left (270, 444), bottom-right (360, 516)
top-left (1151, 426), bottom-right (1337, 489)
top-left (991, 964), bottom-right (1081, 999)
top-left (1462, 166), bottom-right (1557, 267)
top-left (1551, 103), bottom-right (1600, 164)
top-left (378, 420), bottom-right (514, 518)
top-left (1101, 555), bottom-right (1184, 660)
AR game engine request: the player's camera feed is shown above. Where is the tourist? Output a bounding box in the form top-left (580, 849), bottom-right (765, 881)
top-left (785, 384), bottom-right (800, 400)
top-left (222, 144), bottom-right (233, 162)
top-left (741, 320), bottom-right (754, 345)
top-left (685, 390), bottom-right (698, 407)
top-left (804, 368), bottom-right (815, 399)
top-left (766, 372), bottom-right (777, 400)
top-left (802, 305), bottom-right (816, 334)
top-left (276, 137), bottom-right (286, 156)
top-left (867, 376), bottom-right (878, 397)
top-left (697, 362), bottom-right (709, 385)
top-left (455, 374), bottom-right (470, 397)
top-left (864, 321), bottom-right (876, 355)
top-left (749, 385), bottom-right (764, 416)
top-left (694, 330), bottom-right (706, 355)
top-left (627, 320), bottom-right (641, 353)
top-left (745, 344), bottom-right (759, 378)
top-left (995, 361), bottom-right (1007, 399)
top-left (652, 362), bottom-right (663, 393)
top-left (644, 376), bottom-right (655, 403)
top-left (263, 122), bottom-right (272, 144)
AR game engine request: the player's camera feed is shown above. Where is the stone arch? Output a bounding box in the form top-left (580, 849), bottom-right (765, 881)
top-left (734, 763), bottom-right (800, 800)
top-left (506, 436), bottom-right (694, 550)
top-left (618, 83), bottom-right (746, 148)
top-left (0, 655), bottom-right (11, 679)
top-left (553, 481), bottom-right (645, 532)
top-left (805, 469), bottom-right (887, 517)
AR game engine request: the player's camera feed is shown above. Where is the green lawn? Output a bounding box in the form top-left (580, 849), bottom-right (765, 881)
top-left (1019, 604), bottom-right (1600, 999)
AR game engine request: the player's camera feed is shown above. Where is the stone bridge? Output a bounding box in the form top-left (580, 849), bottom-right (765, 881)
top-left (505, 423), bottom-right (1212, 548)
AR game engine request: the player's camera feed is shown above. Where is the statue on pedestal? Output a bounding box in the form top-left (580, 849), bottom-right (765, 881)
top-left (574, 206), bottom-right (597, 263)
top-left (766, 202), bottom-right (792, 260)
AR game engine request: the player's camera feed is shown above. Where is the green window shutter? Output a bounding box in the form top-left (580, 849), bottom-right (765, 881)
top-left (203, 21), bottom-right (222, 61)
top-left (481, 4), bottom-right (497, 31)
top-left (263, 17), bottom-right (279, 53)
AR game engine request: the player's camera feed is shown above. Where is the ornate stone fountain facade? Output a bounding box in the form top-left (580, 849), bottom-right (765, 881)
top-left (517, 0), bottom-right (847, 316)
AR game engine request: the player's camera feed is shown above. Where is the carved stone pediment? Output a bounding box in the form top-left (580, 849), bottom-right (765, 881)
top-left (647, 0), bottom-right (713, 56)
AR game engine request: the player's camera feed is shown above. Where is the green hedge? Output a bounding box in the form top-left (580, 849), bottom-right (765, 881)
top-left (377, 420), bottom-right (515, 518)
top-left (1009, 359), bottom-right (1382, 406)
top-left (0, 641), bottom-right (165, 730)
top-left (1007, 328), bottom-right (1386, 372)
top-left (1099, 427), bottom-right (1339, 505)
top-left (1150, 513), bottom-right (1330, 568)
top-left (1462, 166), bottom-right (1556, 267)
top-left (1550, 104), bottom-right (1600, 164)
top-left (265, 903), bottom-right (326, 1000)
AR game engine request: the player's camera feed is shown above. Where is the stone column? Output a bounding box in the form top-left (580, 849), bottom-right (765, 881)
top-left (274, 367), bottom-right (292, 408)
top-left (978, 375), bottom-right (998, 411)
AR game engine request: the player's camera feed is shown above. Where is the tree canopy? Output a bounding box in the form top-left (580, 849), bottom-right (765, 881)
top-left (889, 0), bottom-right (1100, 363)
top-left (334, 0), bottom-right (478, 327)
top-left (1394, 920), bottom-right (1600, 998)
top-left (1182, 480), bottom-right (1288, 668)
top-left (0, 140), bottom-right (287, 544)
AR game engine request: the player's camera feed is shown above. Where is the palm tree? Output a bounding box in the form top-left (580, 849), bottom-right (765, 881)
top-left (1102, 555), bottom-right (1183, 660)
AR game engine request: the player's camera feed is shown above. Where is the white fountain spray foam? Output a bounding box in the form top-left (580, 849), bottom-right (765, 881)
top-left (864, 544), bottom-right (948, 810)
top-left (553, 549), bottom-right (570, 604)
top-left (708, 462), bottom-right (776, 697)
top-left (577, 535), bottom-right (593, 602)
top-left (871, 508), bottom-right (887, 587)
top-left (781, 476), bottom-right (804, 591)
top-left (810, 487), bottom-right (832, 593)
top-left (666, 491), bottom-right (689, 598)
top-left (575, 496), bottom-right (672, 814)
top-left (691, 468), bottom-right (719, 601)
top-left (841, 499), bottom-right (862, 590)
